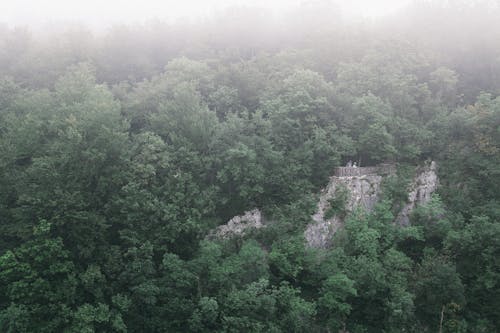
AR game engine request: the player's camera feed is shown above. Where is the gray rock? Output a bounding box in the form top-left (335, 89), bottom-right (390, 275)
top-left (212, 162), bottom-right (438, 246)
top-left (305, 173), bottom-right (385, 248)
top-left (396, 161), bottom-right (439, 226)
top-left (305, 162), bottom-right (438, 248)
top-left (210, 209), bottom-right (263, 239)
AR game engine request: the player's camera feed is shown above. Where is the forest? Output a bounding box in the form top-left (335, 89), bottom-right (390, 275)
top-left (0, 1), bottom-right (499, 332)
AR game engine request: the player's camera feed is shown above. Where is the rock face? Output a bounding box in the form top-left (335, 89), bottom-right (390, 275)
top-left (305, 161), bottom-right (439, 248)
top-left (305, 173), bottom-right (385, 248)
top-left (213, 162), bottom-right (438, 246)
top-left (396, 161), bottom-right (439, 226)
top-left (210, 209), bottom-right (263, 239)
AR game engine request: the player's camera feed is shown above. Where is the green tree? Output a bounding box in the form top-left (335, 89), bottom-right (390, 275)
top-left (413, 252), bottom-right (465, 331)
top-left (0, 220), bottom-right (77, 332)
top-left (317, 273), bottom-right (356, 331)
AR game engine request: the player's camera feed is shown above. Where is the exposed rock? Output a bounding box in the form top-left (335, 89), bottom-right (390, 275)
top-left (210, 209), bottom-right (263, 239)
top-left (396, 161), bottom-right (439, 226)
top-left (213, 163), bottom-right (438, 246)
top-left (305, 173), bottom-right (385, 248)
top-left (305, 162), bottom-right (438, 248)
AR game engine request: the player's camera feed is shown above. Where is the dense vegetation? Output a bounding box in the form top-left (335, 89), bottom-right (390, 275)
top-left (1, 2), bottom-right (499, 332)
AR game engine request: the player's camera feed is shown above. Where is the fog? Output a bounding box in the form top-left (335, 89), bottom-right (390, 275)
top-left (1, 0), bottom-right (499, 100)
top-left (1, 0), bottom-right (410, 28)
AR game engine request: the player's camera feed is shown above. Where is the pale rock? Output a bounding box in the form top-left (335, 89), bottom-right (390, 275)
top-left (210, 209), bottom-right (263, 239)
top-left (305, 161), bottom-right (439, 248)
top-left (396, 161), bottom-right (439, 226)
top-left (305, 174), bottom-right (384, 248)
top-left (212, 163), bottom-right (438, 246)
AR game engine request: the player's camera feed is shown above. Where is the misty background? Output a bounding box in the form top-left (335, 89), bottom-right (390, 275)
top-left (2, 0), bottom-right (411, 28)
top-left (1, 0), bottom-right (499, 102)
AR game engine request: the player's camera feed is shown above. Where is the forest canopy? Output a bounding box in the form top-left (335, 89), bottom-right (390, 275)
top-left (0, 1), bottom-right (499, 332)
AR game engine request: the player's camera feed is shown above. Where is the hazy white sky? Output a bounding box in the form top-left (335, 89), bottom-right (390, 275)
top-left (0, 0), bottom-right (411, 28)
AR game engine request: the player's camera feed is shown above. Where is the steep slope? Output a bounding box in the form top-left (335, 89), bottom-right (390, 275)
top-left (395, 161), bottom-right (439, 226)
top-left (305, 173), bottom-right (385, 248)
top-left (212, 162), bottom-right (439, 245)
top-left (305, 161), bottom-right (438, 248)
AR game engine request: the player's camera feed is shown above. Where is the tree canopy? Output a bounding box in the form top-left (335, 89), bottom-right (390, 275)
top-left (1, 1), bottom-right (500, 332)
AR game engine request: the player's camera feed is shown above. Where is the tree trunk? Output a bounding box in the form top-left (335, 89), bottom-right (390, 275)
top-left (439, 304), bottom-right (445, 333)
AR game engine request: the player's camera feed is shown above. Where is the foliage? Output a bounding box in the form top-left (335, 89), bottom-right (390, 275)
top-left (1, 5), bottom-right (500, 331)
top-left (324, 185), bottom-right (349, 220)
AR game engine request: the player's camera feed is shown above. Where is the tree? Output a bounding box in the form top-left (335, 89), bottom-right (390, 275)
top-left (445, 216), bottom-right (500, 330)
top-left (0, 220), bottom-right (77, 332)
top-left (317, 273), bottom-right (356, 331)
top-left (413, 252), bottom-right (465, 331)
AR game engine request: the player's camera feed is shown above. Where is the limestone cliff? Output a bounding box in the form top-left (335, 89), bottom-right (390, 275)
top-left (213, 162), bottom-right (438, 245)
top-left (305, 161), bottom-right (439, 248)
top-left (305, 173), bottom-right (385, 248)
top-left (396, 161), bottom-right (439, 226)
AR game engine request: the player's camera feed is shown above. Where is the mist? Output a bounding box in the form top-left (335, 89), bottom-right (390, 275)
top-left (1, 0), bottom-right (410, 28)
top-left (1, 0), bottom-right (499, 100)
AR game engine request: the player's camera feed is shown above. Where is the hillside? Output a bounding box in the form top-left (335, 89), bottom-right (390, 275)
top-left (1, 2), bottom-right (500, 332)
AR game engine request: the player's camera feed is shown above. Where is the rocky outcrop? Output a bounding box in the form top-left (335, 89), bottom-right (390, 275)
top-left (305, 173), bottom-right (386, 248)
top-left (396, 161), bottom-right (439, 226)
top-left (213, 162), bottom-right (438, 247)
top-left (210, 209), bottom-right (263, 239)
top-left (305, 161), bottom-right (439, 248)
